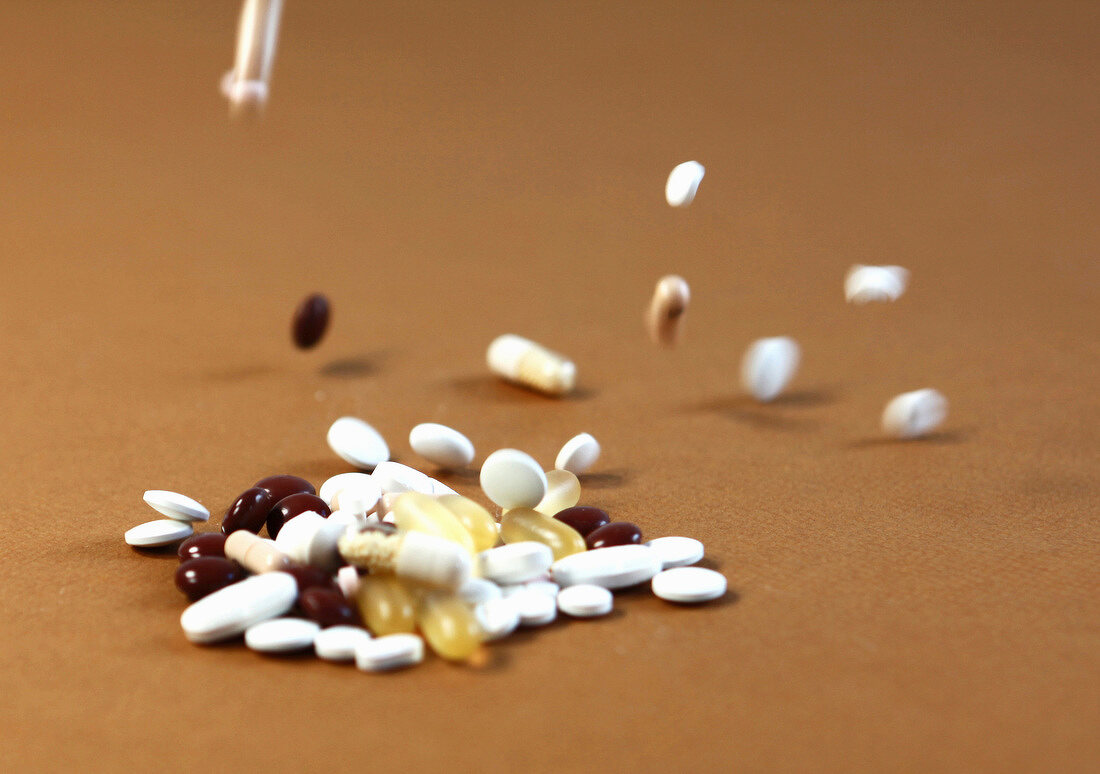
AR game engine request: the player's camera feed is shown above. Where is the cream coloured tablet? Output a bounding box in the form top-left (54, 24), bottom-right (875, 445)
top-left (557, 584), bottom-right (613, 617)
top-left (409, 423), bottom-right (476, 469)
top-left (645, 536), bottom-right (705, 569)
top-left (336, 566), bottom-right (361, 599)
top-left (180, 572), bottom-right (297, 644)
top-left (143, 490), bottom-right (209, 523)
top-left (480, 449), bottom-right (547, 509)
top-left (554, 432), bottom-right (601, 475)
top-left (371, 461), bottom-right (437, 495)
top-left (513, 589), bottom-right (557, 626)
top-left (326, 417), bottom-right (389, 470)
top-left (740, 336), bottom-right (800, 402)
top-left (882, 388), bottom-right (947, 438)
top-left (651, 567), bottom-right (727, 603)
top-left (244, 618), bottom-right (319, 653)
top-left (665, 161), bottom-right (705, 207)
top-left (844, 264), bottom-right (909, 304)
top-left (314, 626), bottom-right (371, 661)
top-left (475, 597), bottom-right (521, 641)
top-left (551, 544), bottom-right (662, 589)
top-left (319, 472), bottom-right (377, 508)
top-left (125, 519), bottom-right (194, 547)
top-left (355, 633), bottom-right (424, 671)
top-left (478, 542), bottom-right (554, 585)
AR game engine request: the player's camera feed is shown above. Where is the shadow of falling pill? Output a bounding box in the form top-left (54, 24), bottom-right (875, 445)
top-left (318, 350), bottom-right (391, 379)
top-left (844, 427), bottom-right (972, 449)
top-left (205, 363), bottom-right (281, 382)
top-left (445, 374), bottom-right (599, 402)
top-left (578, 469), bottom-right (632, 489)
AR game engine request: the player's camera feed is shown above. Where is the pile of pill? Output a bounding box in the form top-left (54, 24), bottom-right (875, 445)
top-left (127, 422), bottom-right (724, 671)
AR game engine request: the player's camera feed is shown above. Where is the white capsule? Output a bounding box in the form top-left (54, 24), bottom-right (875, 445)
top-left (319, 472), bottom-right (376, 508)
top-left (142, 490), bottom-right (209, 523)
top-left (355, 633), bottom-right (425, 671)
top-left (554, 432), bottom-right (601, 475)
top-left (844, 264), bottom-right (909, 304)
top-left (336, 565), bottom-right (361, 599)
top-left (651, 567), bottom-right (727, 603)
top-left (326, 417), bottom-right (390, 470)
top-left (409, 423), bottom-right (476, 469)
top-left (244, 618), bottom-right (319, 653)
top-left (513, 588), bottom-right (558, 626)
top-left (551, 544), bottom-right (662, 589)
top-left (881, 388), bottom-right (948, 438)
top-left (314, 625), bottom-right (371, 661)
top-left (371, 461), bottom-right (436, 496)
top-left (478, 542), bottom-right (554, 585)
top-left (487, 334), bottom-right (576, 396)
top-left (125, 519), bottom-right (194, 547)
top-left (272, 511), bottom-right (344, 572)
top-left (665, 160), bottom-right (705, 207)
top-left (645, 536), bottom-right (705, 569)
top-left (224, 0), bottom-right (283, 115)
top-left (557, 584), bottom-right (613, 618)
top-left (480, 449), bottom-right (547, 509)
top-left (180, 572), bottom-right (297, 644)
top-left (458, 577), bottom-right (503, 605)
top-left (741, 336), bottom-right (800, 402)
top-left (475, 597), bottom-right (521, 640)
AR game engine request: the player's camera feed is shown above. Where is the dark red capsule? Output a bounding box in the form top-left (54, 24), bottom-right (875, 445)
top-left (178, 532), bottom-right (228, 562)
top-left (266, 493), bottom-right (330, 538)
top-left (222, 487), bottom-right (277, 535)
top-left (554, 506), bottom-right (611, 537)
top-left (284, 564), bottom-right (338, 593)
top-left (586, 521), bottom-right (642, 550)
top-left (299, 587), bottom-right (359, 628)
top-left (174, 558), bottom-right (244, 601)
top-left (254, 474), bottom-right (315, 503)
top-left (292, 293), bottom-right (331, 349)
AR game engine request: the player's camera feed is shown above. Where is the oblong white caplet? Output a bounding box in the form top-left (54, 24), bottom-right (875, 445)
top-left (371, 461), bottom-right (437, 496)
top-left (645, 536), bottom-right (705, 569)
top-left (326, 417), bottom-right (390, 470)
top-left (125, 519), bottom-right (194, 547)
top-left (844, 265), bottom-right (910, 304)
top-left (409, 423), bottom-right (476, 469)
top-left (665, 160), bottom-right (705, 207)
top-left (143, 490), bottom-right (209, 523)
top-left (480, 449), bottom-right (547, 509)
top-left (557, 584), bottom-right (613, 617)
top-left (314, 625), bottom-right (371, 661)
top-left (180, 572), bottom-right (297, 644)
top-left (478, 542), bottom-right (554, 585)
top-left (319, 472), bottom-right (376, 508)
top-left (551, 544), bottom-right (662, 589)
top-left (740, 336), bottom-right (800, 402)
top-left (651, 567), bottom-right (727, 603)
top-left (244, 617), bottom-right (319, 653)
top-left (554, 432), bottom-right (601, 475)
top-left (881, 388), bottom-right (947, 438)
top-left (355, 633), bottom-right (424, 671)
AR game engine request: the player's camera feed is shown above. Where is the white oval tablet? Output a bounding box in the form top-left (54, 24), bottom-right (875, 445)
top-left (551, 544), bottom-right (662, 589)
top-left (142, 490), bottom-right (209, 523)
top-left (741, 336), bottom-right (800, 402)
top-left (881, 388), bottom-right (948, 438)
top-left (844, 264), bottom-right (909, 304)
top-left (478, 542), bottom-right (554, 585)
top-left (475, 597), bottom-right (520, 640)
top-left (125, 519), bottom-right (194, 547)
top-left (645, 536), bottom-right (705, 569)
top-left (326, 417), bottom-right (390, 470)
top-left (480, 449), bottom-right (547, 509)
top-left (409, 423), bottom-right (476, 469)
top-left (371, 461), bottom-right (436, 496)
top-left (355, 633), bottom-right (425, 671)
top-left (513, 589), bottom-right (557, 626)
top-left (554, 432), bottom-right (601, 475)
top-left (557, 584), bottom-right (613, 617)
top-left (665, 160), bottom-right (705, 207)
top-left (314, 625), bottom-right (371, 661)
top-left (651, 567), bottom-right (727, 603)
top-left (458, 577), bottom-right (503, 605)
top-left (245, 618), bottom-right (320, 653)
top-left (180, 572), bottom-right (297, 644)
top-left (319, 472), bottom-right (376, 508)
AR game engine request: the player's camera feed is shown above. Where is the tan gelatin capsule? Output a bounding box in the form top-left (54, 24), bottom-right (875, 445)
top-left (356, 575), bottom-right (417, 636)
top-left (500, 508), bottom-right (587, 561)
top-left (646, 275), bottom-right (690, 347)
top-left (224, 530), bottom-right (291, 574)
top-left (417, 594), bottom-right (484, 662)
top-left (437, 495), bottom-right (499, 553)
top-left (486, 334), bottom-right (576, 397)
top-left (534, 469), bottom-right (582, 517)
top-left (391, 493), bottom-right (476, 554)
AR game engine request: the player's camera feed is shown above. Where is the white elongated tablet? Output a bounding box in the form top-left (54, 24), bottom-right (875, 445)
top-left (557, 584), bottom-right (613, 617)
top-left (741, 336), bottom-right (800, 402)
top-left (458, 577), bottom-right (503, 605)
top-left (501, 580), bottom-right (559, 599)
top-left (180, 572), bottom-right (297, 644)
top-left (551, 544), bottom-right (662, 589)
top-left (645, 536), bottom-right (705, 569)
top-left (881, 388), bottom-right (947, 438)
top-left (665, 160), bottom-right (705, 207)
top-left (142, 490), bottom-right (209, 523)
top-left (326, 417), bottom-right (390, 470)
top-left (319, 472), bottom-right (376, 508)
top-left (513, 589), bottom-right (557, 626)
top-left (480, 449), bottom-right (547, 509)
top-left (125, 519), bottom-right (194, 547)
top-left (371, 461), bottom-right (437, 496)
top-left (554, 433), bottom-right (601, 475)
top-left (245, 618), bottom-right (320, 653)
top-left (355, 633), bottom-right (424, 671)
top-left (651, 567), bottom-right (727, 603)
top-left (409, 423), bottom-right (475, 469)
top-left (314, 626), bottom-right (371, 661)
top-left (475, 597), bottom-right (521, 640)
top-left (844, 264), bottom-right (909, 304)
top-left (478, 542), bottom-right (554, 585)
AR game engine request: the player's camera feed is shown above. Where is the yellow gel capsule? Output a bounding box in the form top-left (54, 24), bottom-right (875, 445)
top-left (392, 492), bottom-right (476, 554)
top-left (438, 495), bottom-right (499, 552)
top-left (500, 508), bottom-right (586, 560)
top-left (533, 469), bottom-right (581, 517)
top-left (356, 575), bottom-right (417, 635)
top-left (417, 594), bottom-right (484, 662)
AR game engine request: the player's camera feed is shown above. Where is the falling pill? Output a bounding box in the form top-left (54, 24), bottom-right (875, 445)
top-left (740, 336), bottom-right (800, 402)
top-left (881, 388), bottom-right (948, 438)
top-left (291, 293), bottom-right (330, 349)
top-left (665, 161), bottom-right (705, 207)
top-left (646, 275), bottom-right (691, 347)
top-left (845, 265), bottom-right (910, 304)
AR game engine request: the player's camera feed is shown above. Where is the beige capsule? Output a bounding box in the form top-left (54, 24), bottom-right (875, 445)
top-left (486, 334), bottom-right (576, 396)
top-left (224, 530), bottom-right (291, 574)
top-left (646, 275), bottom-right (690, 347)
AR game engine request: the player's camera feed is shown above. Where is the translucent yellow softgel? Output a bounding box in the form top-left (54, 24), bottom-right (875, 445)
top-left (438, 495), bottom-right (499, 552)
top-left (391, 492), bottom-right (476, 554)
top-left (356, 575), bottom-right (417, 635)
top-left (533, 469), bottom-right (581, 517)
top-left (417, 594), bottom-right (484, 661)
top-left (500, 508), bottom-right (586, 560)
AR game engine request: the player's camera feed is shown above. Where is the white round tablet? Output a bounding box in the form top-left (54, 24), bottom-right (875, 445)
top-left (651, 567), bottom-right (727, 603)
top-left (551, 544), bottom-right (662, 589)
top-left (881, 388), bottom-right (948, 438)
top-left (355, 633), bottom-right (425, 671)
top-left (371, 461), bottom-right (436, 495)
top-left (125, 519), bottom-right (194, 547)
top-left (645, 536), bottom-right (705, 569)
top-left (741, 336), bottom-right (800, 402)
top-left (844, 264), bottom-right (909, 304)
top-left (480, 449), bottom-right (547, 509)
top-left (557, 584), bottom-right (613, 618)
top-left (665, 160), bottom-right (705, 207)
top-left (478, 542), bottom-right (554, 585)
top-left (314, 625), bottom-right (371, 661)
top-left (326, 416), bottom-right (390, 470)
top-left (245, 618), bottom-right (320, 653)
top-left (554, 432), bottom-right (601, 475)
top-left (319, 472), bottom-right (376, 508)
top-left (142, 490), bottom-right (209, 523)
top-left (475, 597), bottom-right (521, 641)
top-left (513, 589), bottom-right (557, 626)
top-left (409, 423), bottom-right (476, 469)
top-left (181, 572), bottom-right (298, 644)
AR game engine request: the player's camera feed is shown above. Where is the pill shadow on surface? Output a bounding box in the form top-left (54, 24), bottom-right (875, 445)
top-left (446, 375), bottom-right (599, 402)
top-left (205, 363), bottom-right (281, 382)
top-left (688, 396), bottom-right (821, 432)
top-left (319, 350), bottom-right (391, 379)
top-left (845, 428), bottom-right (971, 449)
top-left (129, 545), bottom-right (183, 562)
top-left (578, 469), bottom-right (631, 489)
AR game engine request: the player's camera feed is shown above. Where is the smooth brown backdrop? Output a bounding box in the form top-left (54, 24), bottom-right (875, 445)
top-left (1, 1), bottom-right (1096, 771)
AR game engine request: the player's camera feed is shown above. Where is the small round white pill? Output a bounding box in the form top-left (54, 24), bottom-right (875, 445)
top-left (314, 626), bottom-right (371, 661)
top-left (125, 519), bottom-right (194, 547)
top-left (557, 584), bottom-right (613, 617)
top-left (844, 264), bottom-right (909, 304)
top-left (651, 567), bottom-right (727, 603)
top-left (741, 336), bottom-right (801, 402)
top-left (475, 597), bottom-right (521, 641)
top-left (551, 544), bottom-right (662, 589)
top-left (319, 472), bottom-right (376, 508)
top-left (245, 618), bottom-right (320, 653)
top-left (355, 633), bottom-right (425, 671)
top-left (645, 536), bottom-right (705, 569)
top-left (554, 432), bottom-right (601, 475)
top-left (665, 160), bottom-right (705, 207)
top-left (409, 423), bottom-right (476, 469)
top-left (513, 589), bottom-right (557, 626)
top-left (478, 542), bottom-right (554, 585)
top-left (881, 388), bottom-right (948, 438)
top-left (142, 490), bottom-right (209, 523)
top-left (480, 449), bottom-right (547, 509)
top-left (371, 461), bottom-right (437, 496)
top-left (180, 572), bottom-right (298, 644)
top-left (458, 577), bottom-right (503, 605)
top-left (326, 417), bottom-right (390, 470)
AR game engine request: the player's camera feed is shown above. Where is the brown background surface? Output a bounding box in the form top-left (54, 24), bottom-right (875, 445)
top-left (0, 1), bottom-right (1097, 771)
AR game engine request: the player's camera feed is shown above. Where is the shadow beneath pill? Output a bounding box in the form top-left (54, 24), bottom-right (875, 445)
top-left (129, 545), bottom-right (182, 561)
top-left (206, 363), bottom-right (281, 382)
top-left (845, 427), bottom-right (972, 449)
top-left (319, 350), bottom-right (391, 379)
top-left (445, 375), bottom-right (598, 402)
top-left (579, 469), bottom-right (632, 489)
top-left (769, 386), bottom-right (841, 407)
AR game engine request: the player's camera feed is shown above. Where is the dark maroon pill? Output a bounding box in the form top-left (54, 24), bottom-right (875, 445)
top-left (266, 492), bottom-right (331, 538)
top-left (178, 532), bottom-right (228, 562)
top-left (174, 557), bottom-right (244, 601)
top-left (222, 487), bottom-right (277, 535)
top-left (254, 474), bottom-right (316, 503)
top-left (292, 293), bottom-right (330, 349)
top-left (298, 587), bottom-right (359, 628)
top-left (586, 521), bottom-right (643, 550)
top-left (554, 506), bottom-right (611, 537)
top-left (284, 564), bottom-right (338, 593)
